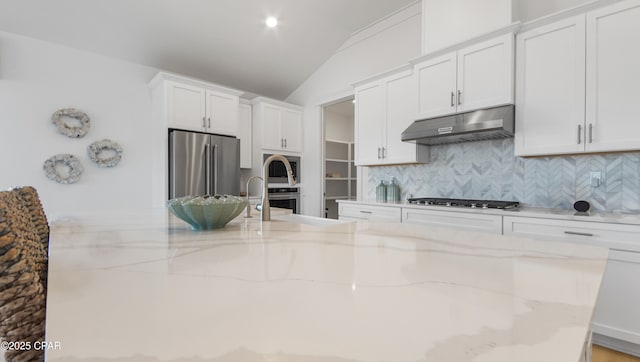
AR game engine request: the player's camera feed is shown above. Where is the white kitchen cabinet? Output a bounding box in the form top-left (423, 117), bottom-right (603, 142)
top-left (338, 203), bottom-right (401, 223)
top-left (503, 215), bottom-right (640, 346)
top-left (354, 82), bottom-right (385, 165)
top-left (585, 0), bottom-right (640, 153)
top-left (515, 15), bottom-right (586, 156)
top-left (205, 89), bottom-right (239, 136)
top-left (166, 81), bottom-right (206, 131)
top-left (592, 250), bottom-right (640, 347)
top-left (282, 109), bottom-right (303, 153)
top-left (415, 53), bottom-right (457, 119)
top-left (238, 101), bottom-right (252, 169)
top-left (253, 98), bottom-right (303, 153)
top-left (354, 66), bottom-right (429, 166)
top-left (159, 75), bottom-right (241, 136)
top-left (415, 34), bottom-right (514, 120)
top-left (403, 208), bottom-right (503, 234)
top-left (516, 0), bottom-right (640, 156)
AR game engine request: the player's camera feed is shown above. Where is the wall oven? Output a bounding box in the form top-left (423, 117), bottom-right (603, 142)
top-left (268, 187), bottom-right (300, 214)
top-left (263, 154), bottom-right (300, 184)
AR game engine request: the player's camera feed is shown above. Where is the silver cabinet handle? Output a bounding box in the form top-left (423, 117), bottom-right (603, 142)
top-left (457, 90), bottom-right (462, 106)
top-left (208, 117), bottom-right (211, 128)
top-left (377, 147), bottom-right (381, 159)
top-left (382, 147), bottom-right (386, 159)
top-left (450, 92), bottom-right (455, 107)
top-left (202, 116), bottom-right (206, 128)
top-left (284, 139), bottom-right (287, 148)
top-left (577, 124), bottom-right (582, 144)
top-left (359, 210), bottom-right (372, 214)
top-left (589, 123), bottom-right (593, 143)
top-left (281, 138), bottom-right (284, 148)
top-left (564, 231), bottom-right (594, 237)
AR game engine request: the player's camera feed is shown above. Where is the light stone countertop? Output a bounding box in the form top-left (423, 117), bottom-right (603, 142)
top-left (337, 199), bottom-right (640, 226)
top-left (45, 208), bottom-right (608, 362)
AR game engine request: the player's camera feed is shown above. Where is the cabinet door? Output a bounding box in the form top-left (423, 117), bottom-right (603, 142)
top-left (166, 81), bottom-right (206, 131)
top-left (354, 83), bottom-right (385, 166)
top-left (206, 90), bottom-right (238, 136)
top-left (261, 104), bottom-right (283, 151)
top-left (457, 34), bottom-right (514, 112)
top-left (416, 52), bottom-right (457, 119)
top-left (586, 0), bottom-right (640, 153)
top-left (384, 72), bottom-right (422, 164)
top-left (238, 103), bottom-right (252, 169)
top-left (514, 16), bottom-right (586, 156)
top-left (592, 250), bottom-right (640, 345)
top-left (282, 109), bottom-right (303, 153)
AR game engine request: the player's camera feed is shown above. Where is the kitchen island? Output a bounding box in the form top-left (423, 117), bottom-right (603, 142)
top-left (44, 209), bottom-right (608, 362)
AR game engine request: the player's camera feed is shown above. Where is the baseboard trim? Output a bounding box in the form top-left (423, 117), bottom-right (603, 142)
top-left (593, 333), bottom-right (640, 357)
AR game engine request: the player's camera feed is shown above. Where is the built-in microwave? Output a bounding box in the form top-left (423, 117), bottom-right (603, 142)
top-left (263, 154), bottom-right (300, 184)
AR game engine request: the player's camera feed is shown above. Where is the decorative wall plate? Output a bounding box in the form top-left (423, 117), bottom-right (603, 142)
top-left (87, 139), bottom-right (123, 167)
top-left (43, 154), bottom-right (83, 184)
top-left (51, 108), bottom-right (90, 138)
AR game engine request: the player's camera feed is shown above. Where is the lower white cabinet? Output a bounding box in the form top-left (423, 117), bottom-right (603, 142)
top-left (592, 250), bottom-right (640, 346)
top-left (504, 215), bottom-right (640, 346)
top-left (338, 203), bottom-right (401, 223)
top-left (503, 216), bottom-right (640, 252)
top-left (402, 208), bottom-right (503, 234)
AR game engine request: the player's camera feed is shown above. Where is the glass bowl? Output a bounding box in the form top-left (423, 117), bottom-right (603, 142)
top-left (167, 195), bottom-right (247, 230)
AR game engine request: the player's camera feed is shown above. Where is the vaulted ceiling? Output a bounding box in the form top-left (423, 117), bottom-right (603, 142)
top-left (0, 0), bottom-right (417, 100)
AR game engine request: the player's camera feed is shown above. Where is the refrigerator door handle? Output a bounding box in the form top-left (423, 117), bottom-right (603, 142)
top-left (212, 144), bottom-right (218, 195)
top-left (204, 144), bottom-right (210, 195)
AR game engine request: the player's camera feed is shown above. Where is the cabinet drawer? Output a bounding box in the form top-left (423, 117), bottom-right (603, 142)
top-left (402, 208), bottom-right (502, 234)
top-left (503, 216), bottom-right (640, 252)
top-left (338, 203), bottom-right (401, 223)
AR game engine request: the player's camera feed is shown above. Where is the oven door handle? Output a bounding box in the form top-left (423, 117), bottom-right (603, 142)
top-left (267, 193), bottom-right (300, 200)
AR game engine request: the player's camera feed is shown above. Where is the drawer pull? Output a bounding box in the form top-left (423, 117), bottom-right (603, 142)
top-left (564, 231), bottom-right (594, 237)
top-left (359, 210), bottom-right (372, 214)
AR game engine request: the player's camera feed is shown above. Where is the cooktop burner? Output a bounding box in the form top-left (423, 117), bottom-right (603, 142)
top-left (407, 197), bottom-right (519, 210)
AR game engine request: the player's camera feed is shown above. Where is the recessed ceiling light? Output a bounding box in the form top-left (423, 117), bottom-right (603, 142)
top-left (266, 16), bottom-right (278, 28)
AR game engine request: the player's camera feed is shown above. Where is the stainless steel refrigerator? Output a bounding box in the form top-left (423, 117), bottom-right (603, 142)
top-left (168, 129), bottom-right (240, 199)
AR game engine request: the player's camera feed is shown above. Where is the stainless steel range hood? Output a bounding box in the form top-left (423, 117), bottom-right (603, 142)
top-left (401, 105), bottom-right (514, 145)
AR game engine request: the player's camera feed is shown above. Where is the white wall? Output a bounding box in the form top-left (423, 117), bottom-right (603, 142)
top-left (423, 0), bottom-right (512, 53)
top-left (0, 31), bottom-right (158, 219)
top-left (513, 0), bottom-right (592, 22)
top-left (325, 110), bottom-right (354, 143)
top-left (286, 2), bottom-right (422, 217)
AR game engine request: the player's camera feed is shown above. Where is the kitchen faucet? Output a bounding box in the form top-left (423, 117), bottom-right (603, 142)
top-left (261, 154), bottom-right (296, 221)
top-left (244, 175), bottom-right (263, 218)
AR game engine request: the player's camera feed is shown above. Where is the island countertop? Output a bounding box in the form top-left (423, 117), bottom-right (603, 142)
top-left (44, 209), bottom-right (608, 362)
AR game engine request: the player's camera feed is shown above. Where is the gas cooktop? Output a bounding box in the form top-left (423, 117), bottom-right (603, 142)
top-left (407, 197), bottom-right (520, 210)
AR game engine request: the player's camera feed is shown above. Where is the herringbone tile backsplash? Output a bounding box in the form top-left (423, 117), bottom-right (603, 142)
top-left (367, 139), bottom-right (640, 212)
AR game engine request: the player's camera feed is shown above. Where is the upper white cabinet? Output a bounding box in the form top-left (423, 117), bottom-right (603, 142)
top-left (515, 0), bottom-right (640, 156)
top-left (585, 0), bottom-right (640, 153)
top-left (252, 98), bottom-right (303, 153)
top-left (238, 101), bottom-right (252, 169)
top-left (354, 67), bottom-right (429, 166)
top-left (151, 73), bottom-right (242, 136)
top-left (415, 34), bottom-right (514, 119)
top-left (514, 16), bottom-right (586, 156)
